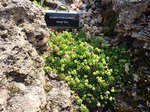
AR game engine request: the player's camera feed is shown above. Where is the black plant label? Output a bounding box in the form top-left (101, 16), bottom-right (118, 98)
top-left (45, 12), bottom-right (80, 28)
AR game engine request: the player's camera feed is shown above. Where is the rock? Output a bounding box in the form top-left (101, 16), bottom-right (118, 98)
top-left (93, 26), bottom-right (98, 31)
top-left (125, 63), bottom-right (129, 72)
top-left (133, 74), bottom-right (139, 82)
top-left (71, 4), bottom-right (76, 10)
top-left (0, 0), bottom-right (49, 54)
top-left (97, 14), bottom-right (102, 23)
top-left (95, 30), bottom-right (100, 35)
top-left (87, 10), bottom-right (92, 16)
top-left (85, 17), bottom-right (91, 21)
top-left (84, 24), bottom-right (89, 29)
top-left (45, 0), bottom-right (69, 7)
top-left (75, 3), bottom-right (79, 8)
top-left (87, 27), bottom-right (92, 32)
top-left (44, 72), bottom-right (79, 112)
top-left (80, 3), bottom-right (87, 9)
top-left (90, 1), bottom-right (95, 5)
top-left (74, 0), bottom-right (80, 3)
top-left (91, 19), bottom-right (95, 24)
top-left (0, 0), bottom-right (49, 111)
top-left (143, 42), bottom-right (150, 50)
top-left (99, 33), bottom-right (104, 36)
top-left (94, 18), bottom-right (98, 23)
top-left (113, 0), bottom-right (150, 49)
top-left (99, 27), bottom-right (103, 32)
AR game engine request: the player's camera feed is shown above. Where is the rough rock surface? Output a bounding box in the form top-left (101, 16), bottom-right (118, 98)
top-left (45, 0), bottom-right (73, 8)
top-left (0, 0), bottom-right (49, 111)
top-left (42, 72), bottom-right (79, 112)
top-left (0, 0), bottom-right (79, 112)
top-left (0, 0), bottom-right (49, 54)
top-left (113, 0), bottom-right (150, 49)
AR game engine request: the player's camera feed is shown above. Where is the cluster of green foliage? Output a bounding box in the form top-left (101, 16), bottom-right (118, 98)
top-left (33, 0), bottom-right (48, 9)
top-left (44, 31), bottom-right (133, 111)
top-left (33, 0), bottom-right (44, 6)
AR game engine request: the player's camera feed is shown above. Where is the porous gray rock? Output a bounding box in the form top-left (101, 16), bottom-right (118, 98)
top-left (113, 0), bottom-right (150, 49)
top-left (43, 72), bottom-right (79, 112)
top-left (0, 0), bottom-right (49, 54)
top-left (0, 0), bottom-right (48, 111)
top-left (45, 0), bottom-right (73, 8)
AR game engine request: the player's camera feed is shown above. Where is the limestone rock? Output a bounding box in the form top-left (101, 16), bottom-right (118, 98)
top-left (43, 72), bottom-right (79, 112)
top-left (45, 0), bottom-right (73, 7)
top-left (0, 0), bottom-right (49, 111)
top-left (113, 0), bottom-right (150, 49)
top-left (45, 0), bottom-right (66, 5)
top-left (0, 0), bottom-right (49, 54)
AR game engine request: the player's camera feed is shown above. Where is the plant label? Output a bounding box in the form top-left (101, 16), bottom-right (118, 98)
top-left (45, 11), bottom-right (80, 28)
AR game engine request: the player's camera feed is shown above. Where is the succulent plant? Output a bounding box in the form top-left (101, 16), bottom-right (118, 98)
top-left (44, 31), bottom-right (134, 111)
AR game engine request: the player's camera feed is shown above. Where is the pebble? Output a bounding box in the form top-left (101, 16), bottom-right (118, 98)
top-left (92, 5), bottom-right (96, 8)
top-left (87, 26), bottom-right (92, 32)
top-left (74, 0), bottom-right (80, 3)
top-left (94, 18), bottom-right (97, 23)
top-left (80, 19), bottom-right (84, 24)
top-left (71, 4), bottom-right (76, 10)
top-left (97, 14), bottom-right (102, 23)
top-left (80, 3), bottom-right (87, 9)
top-left (89, 24), bottom-right (93, 28)
top-left (84, 24), bottom-right (88, 28)
top-left (95, 30), bottom-right (100, 34)
top-left (125, 63), bottom-right (129, 72)
top-left (81, 10), bottom-right (87, 14)
top-left (90, 1), bottom-right (95, 5)
top-left (99, 27), bottom-right (103, 32)
top-left (147, 101), bottom-right (150, 107)
top-left (87, 10), bottom-right (92, 16)
top-left (75, 3), bottom-right (79, 8)
top-left (93, 26), bottom-right (98, 30)
top-left (133, 74), bottom-right (139, 82)
top-left (91, 19), bottom-right (95, 24)
top-left (86, 17), bottom-right (91, 21)
top-left (53, 108), bottom-right (59, 112)
top-left (67, 0), bottom-right (104, 38)
top-left (88, 0), bottom-right (93, 3)
top-left (99, 33), bottom-right (104, 36)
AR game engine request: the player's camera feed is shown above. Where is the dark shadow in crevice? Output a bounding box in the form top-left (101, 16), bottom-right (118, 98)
top-left (6, 71), bottom-right (27, 83)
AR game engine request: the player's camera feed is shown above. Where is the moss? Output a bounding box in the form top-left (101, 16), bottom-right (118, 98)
top-left (9, 87), bottom-right (20, 94)
top-left (102, 10), bottom-right (118, 36)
